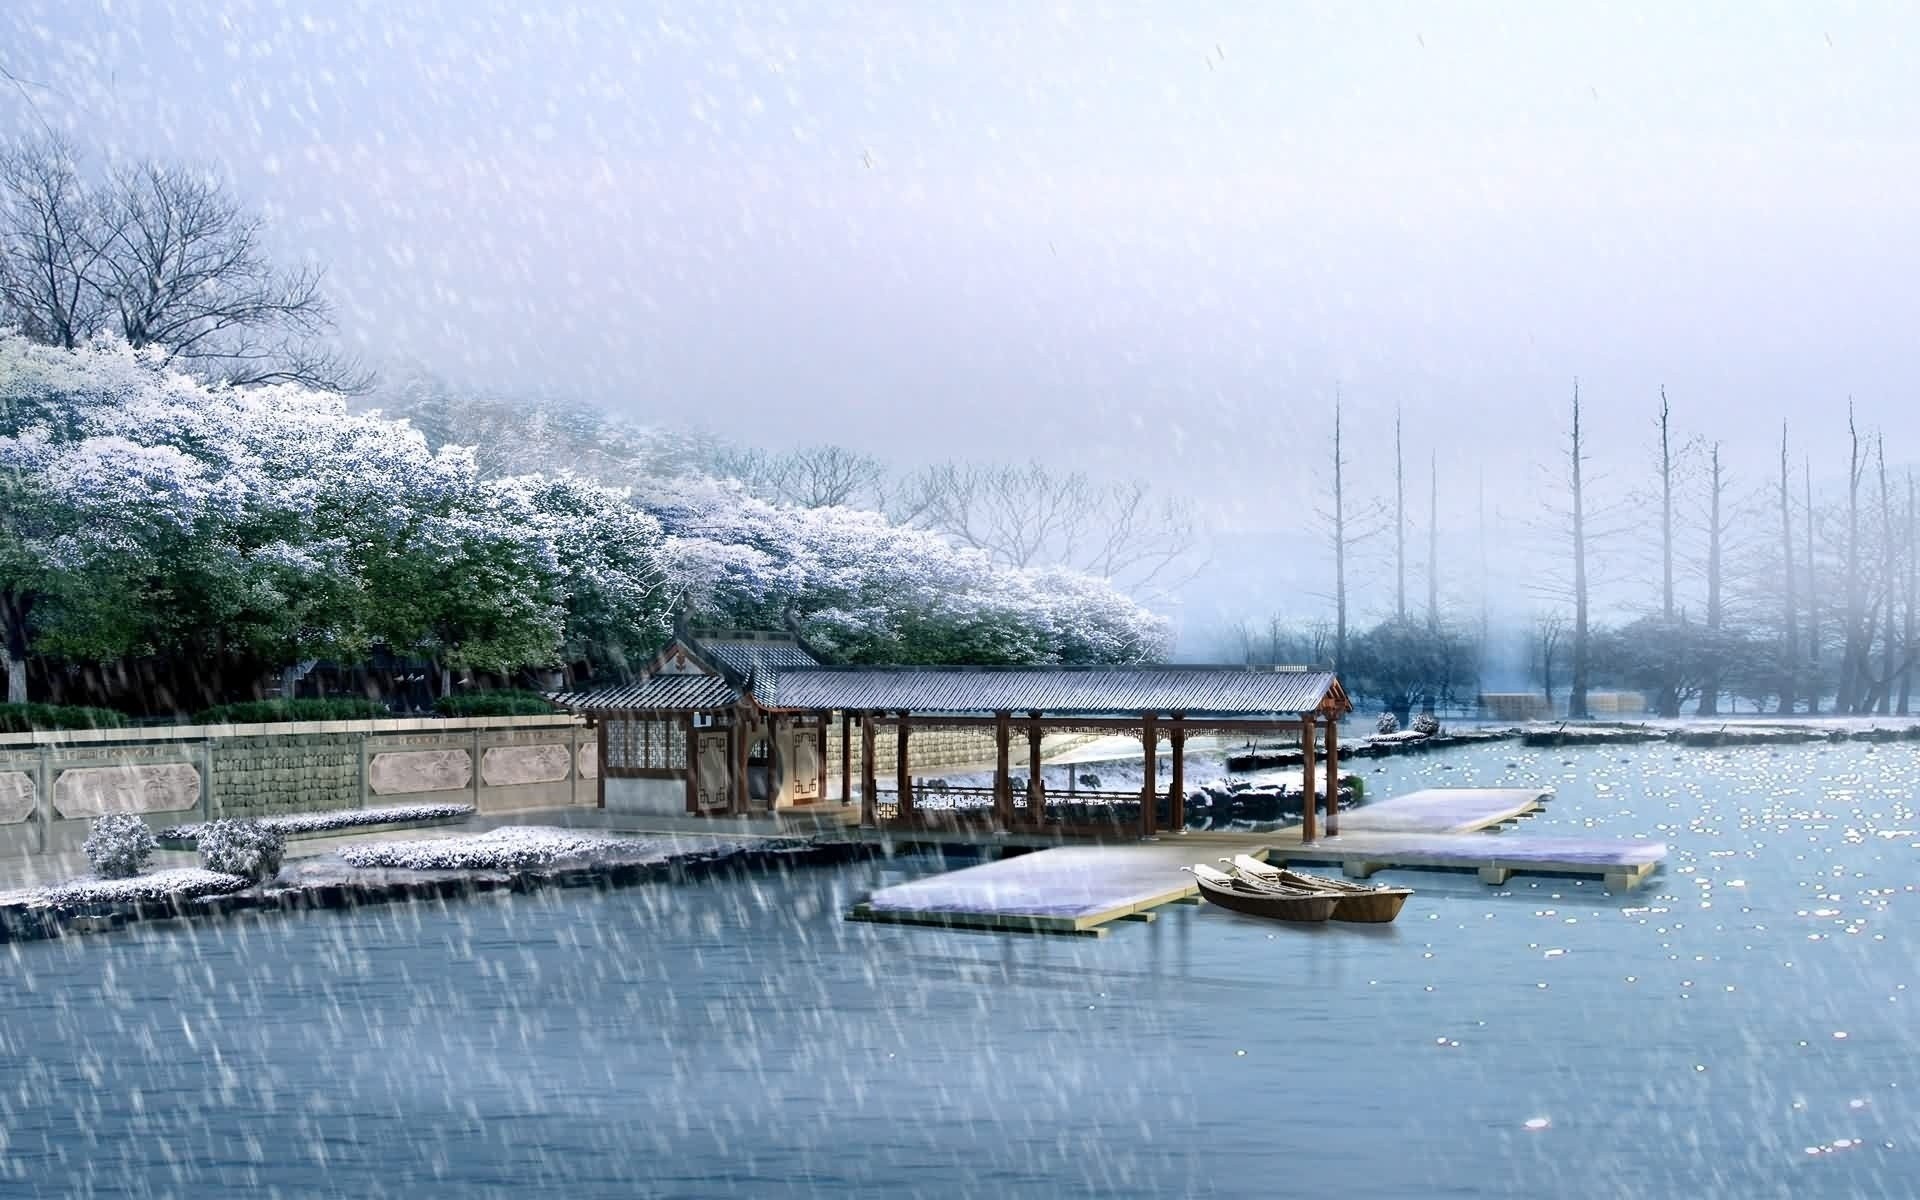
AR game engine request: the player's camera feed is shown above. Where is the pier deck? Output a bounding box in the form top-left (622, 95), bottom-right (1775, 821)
top-left (845, 787), bottom-right (1665, 936)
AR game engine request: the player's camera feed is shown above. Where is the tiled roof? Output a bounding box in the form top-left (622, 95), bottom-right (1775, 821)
top-left (760, 666), bottom-right (1344, 717)
top-left (548, 674), bottom-right (741, 713)
top-left (696, 636), bottom-right (821, 680)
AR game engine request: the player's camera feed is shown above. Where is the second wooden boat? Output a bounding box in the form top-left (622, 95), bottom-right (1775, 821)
top-left (1185, 864), bottom-right (1340, 924)
top-left (1223, 854), bottom-right (1414, 924)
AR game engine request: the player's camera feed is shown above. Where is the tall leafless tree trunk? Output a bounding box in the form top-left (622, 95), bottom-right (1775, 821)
top-left (1903, 473), bottom-right (1916, 715)
top-left (1568, 382), bottom-right (1592, 720)
top-left (1778, 424), bottom-right (1798, 713)
top-left (1395, 406), bottom-right (1407, 622)
top-left (1805, 457), bottom-right (1820, 713)
top-left (1654, 388), bottom-right (1680, 716)
top-left (1877, 437), bottom-right (1897, 715)
top-left (1697, 442), bottom-right (1726, 716)
top-left (1839, 405), bottom-right (1867, 713)
top-left (1427, 451), bottom-right (1439, 630)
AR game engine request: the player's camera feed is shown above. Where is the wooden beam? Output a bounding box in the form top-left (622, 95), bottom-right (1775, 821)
top-left (840, 710), bottom-right (852, 807)
top-left (1027, 711), bottom-right (1045, 827)
top-left (1169, 719), bottom-right (1186, 833)
top-left (684, 715), bottom-right (698, 814)
top-left (595, 717), bottom-right (606, 810)
top-left (1301, 718), bottom-right (1318, 843)
top-left (815, 714), bottom-right (829, 807)
top-left (1324, 716), bottom-right (1340, 836)
top-left (994, 711), bottom-right (1012, 831)
top-left (860, 713), bottom-right (878, 827)
top-left (896, 710), bottom-right (913, 819)
top-left (732, 712), bottom-right (749, 816)
top-left (840, 714), bottom-right (1308, 733)
top-left (1140, 712), bottom-right (1158, 837)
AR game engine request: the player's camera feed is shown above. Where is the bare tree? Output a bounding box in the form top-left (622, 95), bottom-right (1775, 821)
top-left (1838, 405), bottom-right (1869, 713)
top-left (1904, 473), bottom-right (1916, 715)
top-left (1777, 423), bottom-right (1798, 712)
top-left (755, 444), bottom-right (884, 508)
top-left (1394, 406), bottom-right (1407, 621)
top-left (1659, 387), bottom-right (1676, 624)
top-left (1805, 456), bottom-right (1820, 712)
top-left (1314, 390), bottom-right (1384, 671)
top-left (1568, 382), bottom-right (1592, 720)
top-left (895, 459), bottom-right (1199, 598)
top-left (0, 138), bottom-right (364, 390)
top-left (1696, 441), bottom-right (1727, 716)
top-left (0, 136), bottom-right (108, 349)
top-left (1426, 450), bottom-right (1439, 630)
top-left (1533, 611), bottom-right (1567, 706)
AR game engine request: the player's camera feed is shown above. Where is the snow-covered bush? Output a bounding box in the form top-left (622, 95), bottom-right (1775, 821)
top-left (337, 827), bottom-right (660, 872)
top-left (196, 819), bottom-right (286, 883)
top-left (23, 868), bottom-right (250, 912)
top-left (1375, 712), bottom-right (1400, 735)
top-left (157, 802), bottom-right (474, 842)
top-left (82, 813), bottom-right (157, 879)
top-left (1412, 712), bottom-right (1441, 736)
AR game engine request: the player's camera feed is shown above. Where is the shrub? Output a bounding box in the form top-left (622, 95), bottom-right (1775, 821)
top-left (83, 813), bottom-right (157, 879)
top-left (197, 819), bottom-right (286, 883)
top-left (1412, 712), bottom-right (1441, 736)
top-left (1375, 711), bottom-right (1400, 735)
top-left (1341, 773), bottom-right (1366, 801)
top-left (193, 698), bottom-right (390, 724)
top-left (0, 703), bottom-right (128, 732)
top-left (433, 690), bottom-right (559, 717)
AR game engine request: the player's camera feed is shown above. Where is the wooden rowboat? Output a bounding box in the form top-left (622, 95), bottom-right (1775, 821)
top-left (1223, 855), bottom-right (1413, 924)
top-left (1185, 864), bottom-right (1340, 924)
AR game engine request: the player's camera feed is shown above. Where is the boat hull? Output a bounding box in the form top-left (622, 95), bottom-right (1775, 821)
top-left (1194, 876), bottom-right (1339, 923)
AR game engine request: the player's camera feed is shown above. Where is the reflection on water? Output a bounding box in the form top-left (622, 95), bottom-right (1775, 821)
top-left (3, 742), bottom-right (1917, 1197)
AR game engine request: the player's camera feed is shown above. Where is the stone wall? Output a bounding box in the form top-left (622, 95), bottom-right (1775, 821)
top-left (0, 715), bottom-right (596, 857)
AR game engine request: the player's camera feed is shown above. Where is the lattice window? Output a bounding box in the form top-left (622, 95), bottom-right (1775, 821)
top-left (607, 719), bottom-right (688, 772)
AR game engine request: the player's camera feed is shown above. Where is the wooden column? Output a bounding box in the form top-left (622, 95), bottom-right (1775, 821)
top-left (993, 711), bottom-right (1013, 831)
top-left (840, 710), bottom-right (852, 807)
top-left (896, 711), bottom-right (914, 820)
top-left (1139, 712), bottom-right (1158, 837)
top-left (1300, 717), bottom-right (1318, 843)
top-left (732, 713), bottom-right (750, 816)
top-left (595, 717), bottom-right (606, 809)
top-left (684, 715), bottom-right (699, 813)
top-left (1169, 719), bottom-right (1187, 833)
top-left (1323, 714), bottom-right (1340, 836)
top-left (1027, 712), bottom-right (1045, 826)
top-left (860, 713), bottom-right (878, 827)
top-left (815, 715), bottom-right (829, 806)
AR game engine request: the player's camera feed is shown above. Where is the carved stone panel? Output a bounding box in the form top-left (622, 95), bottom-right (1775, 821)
top-left (53, 763), bottom-right (200, 818)
top-left (368, 749), bottom-right (473, 795)
top-left (578, 743), bottom-right (599, 779)
top-left (481, 744), bottom-right (571, 787)
top-left (0, 772), bottom-right (34, 824)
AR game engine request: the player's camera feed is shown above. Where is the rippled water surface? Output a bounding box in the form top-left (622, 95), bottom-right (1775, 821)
top-left (5, 741), bottom-right (1918, 1198)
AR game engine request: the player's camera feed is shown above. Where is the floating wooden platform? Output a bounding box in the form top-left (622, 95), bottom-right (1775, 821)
top-left (848, 840), bottom-right (1256, 937)
top-left (845, 786), bottom-right (1666, 937)
top-left (1334, 786), bottom-right (1551, 834)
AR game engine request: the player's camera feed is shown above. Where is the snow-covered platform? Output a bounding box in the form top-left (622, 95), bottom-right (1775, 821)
top-left (1334, 786), bottom-right (1551, 834)
top-left (1268, 785), bottom-right (1661, 889)
top-left (848, 840), bottom-right (1260, 937)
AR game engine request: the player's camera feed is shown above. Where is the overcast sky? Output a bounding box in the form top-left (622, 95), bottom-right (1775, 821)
top-left (5, 1), bottom-right (1916, 644)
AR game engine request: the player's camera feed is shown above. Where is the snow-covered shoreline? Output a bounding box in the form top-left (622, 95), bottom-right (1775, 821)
top-left (155, 803), bottom-right (476, 843)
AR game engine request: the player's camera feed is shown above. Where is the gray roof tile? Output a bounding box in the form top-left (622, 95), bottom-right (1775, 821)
top-left (549, 674), bottom-right (740, 712)
top-left (760, 666), bottom-right (1343, 717)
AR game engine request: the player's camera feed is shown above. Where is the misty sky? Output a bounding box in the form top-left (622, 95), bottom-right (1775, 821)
top-left (4, 1), bottom-right (1916, 644)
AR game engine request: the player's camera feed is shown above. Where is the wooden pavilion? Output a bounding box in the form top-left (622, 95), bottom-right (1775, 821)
top-left (551, 629), bottom-right (1355, 842)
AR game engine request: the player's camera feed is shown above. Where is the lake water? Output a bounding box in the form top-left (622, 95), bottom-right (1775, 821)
top-left (3, 740), bottom-right (1917, 1198)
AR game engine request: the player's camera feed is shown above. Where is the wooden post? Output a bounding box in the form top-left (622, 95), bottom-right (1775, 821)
top-left (596, 717), bottom-right (607, 809)
top-left (732, 713), bottom-right (750, 816)
top-left (840, 710), bottom-right (852, 807)
top-left (1324, 713), bottom-right (1340, 836)
top-left (356, 732), bottom-right (369, 810)
top-left (1300, 718), bottom-right (1318, 843)
top-left (1140, 712), bottom-right (1158, 837)
top-left (1169, 719), bottom-right (1186, 833)
top-left (204, 739), bottom-right (218, 821)
top-left (683, 717), bottom-right (697, 814)
top-left (896, 711), bottom-right (913, 820)
top-left (993, 711), bottom-right (1012, 832)
top-left (1027, 712), bottom-right (1044, 826)
top-left (861, 713), bottom-right (878, 827)
top-left (816, 715), bottom-right (829, 807)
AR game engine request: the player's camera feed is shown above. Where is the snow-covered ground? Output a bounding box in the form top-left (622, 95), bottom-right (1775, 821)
top-left (334, 826), bottom-right (675, 872)
top-left (1, 868), bottom-right (250, 911)
top-left (157, 803), bottom-right (475, 842)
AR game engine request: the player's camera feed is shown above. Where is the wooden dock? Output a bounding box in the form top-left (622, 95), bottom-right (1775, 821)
top-left (845, 786), bottom-right (1667, 937)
